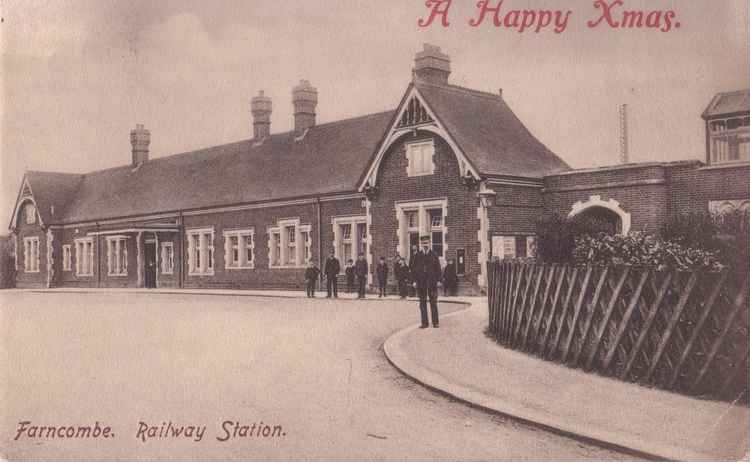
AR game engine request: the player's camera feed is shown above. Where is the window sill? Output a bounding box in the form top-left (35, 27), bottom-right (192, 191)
top-left (161, 271), bottom-right (174, 275)
top-left (225, 265), bottom-right (256, 270)
top-left (24, 270), bottom-right (40, 274)
top-left (107, 273), bottom-right (128, 277)
top-left (269, 265), bottom-right (306, 270)
top-left (76, 273), bottom-right (94, 277)
top-left (188, 271), bottom-right (215, 277)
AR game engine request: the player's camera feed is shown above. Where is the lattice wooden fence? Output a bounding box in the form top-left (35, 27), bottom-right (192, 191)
top-left (487, 261), bottom-right (750, 402)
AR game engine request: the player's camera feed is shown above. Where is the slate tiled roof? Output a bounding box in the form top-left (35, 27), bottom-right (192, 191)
top-left (15, 79), bottom-right (573, 227)
top-left (53, 110), bottom-right (395, 223)
top-left (416, 81), bottom-right (570, 178)
top-left (24, 171), bottom-right (83, 225)
top-left (702, 89), bottom-right (750, 119)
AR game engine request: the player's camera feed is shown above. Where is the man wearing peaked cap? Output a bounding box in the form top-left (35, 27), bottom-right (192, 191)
top-left (409, 235), bottom-right (442, 328)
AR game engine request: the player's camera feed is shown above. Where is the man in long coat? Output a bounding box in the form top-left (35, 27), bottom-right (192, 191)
top-left (409, 236), bottom-right (442, 328)
top-left (324, 250), bottom-right (340, 298)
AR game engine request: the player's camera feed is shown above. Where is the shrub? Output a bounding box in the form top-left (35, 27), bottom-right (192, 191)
top-left (573, 231), bottom-right (723, 272)
top-left (661, 210), bottom-right (750, 271)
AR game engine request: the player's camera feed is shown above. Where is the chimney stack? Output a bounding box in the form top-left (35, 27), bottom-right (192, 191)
top-left (413, 43), bottom-right (451, 85)
top-left (251, 90), bottom-right (272, 140)
top-left (292, 79), bottom-right (317, 134)
top-left (130, 124), bottom-right (150, 166)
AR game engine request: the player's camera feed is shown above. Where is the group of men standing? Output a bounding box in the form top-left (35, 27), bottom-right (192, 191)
top-left (304, 236), bottom-right (456, 329)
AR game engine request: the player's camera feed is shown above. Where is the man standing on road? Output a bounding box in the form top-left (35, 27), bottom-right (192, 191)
top-left (324, 250), bottom-right (340, 298)
top-left (354, 252), bottom-right (368, 299)
top-left (409, 235), bottom-right (442, 328)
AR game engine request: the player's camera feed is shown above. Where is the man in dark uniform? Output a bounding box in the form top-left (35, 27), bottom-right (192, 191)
top-left (354, 253), bottom-right (369, 299)
top-left (324, 250), bottom-right (340, 298)
top-left (409, 235), bottom-right (442, 328)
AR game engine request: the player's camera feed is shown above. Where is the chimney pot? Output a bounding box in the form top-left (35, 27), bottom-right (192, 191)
top-left (413, 43), bottom-right (451, 85)
top-left (251, 90), bottom-right (273, 140)
top-left (130, 124), bottom-right (150, 166)
top-left (292, 79), bottom-right (318, 134)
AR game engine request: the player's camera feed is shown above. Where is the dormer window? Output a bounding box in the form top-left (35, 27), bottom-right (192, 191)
top-left (406, 140), bottom-right (435, 176)
top-left (709, 116), bottom-right (750, 164)
top-left (24, 203), bottom-right (36, 224)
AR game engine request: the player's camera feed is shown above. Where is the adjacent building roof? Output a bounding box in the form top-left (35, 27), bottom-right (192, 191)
top-left (702, 89), bottom-right (750, 119)
top-left (416, 81), bottom-right (570, 178)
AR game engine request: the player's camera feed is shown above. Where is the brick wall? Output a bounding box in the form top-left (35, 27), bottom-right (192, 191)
top-left (543, 163), bottom-right (670, 233)
top-left (369, 131), bottom-right (481, 288)
top-left (181, 198), bottom-right (365, 290)
top-left (666, 163), bottom-right (750, 216)
top-left (487, 184), bottom-right (543, 236)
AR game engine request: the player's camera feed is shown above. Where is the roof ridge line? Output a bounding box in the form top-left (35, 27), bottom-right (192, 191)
top-left (71, 109), bottom-right (398, 177)
top-left (417, 80), bottom-right (501, 101)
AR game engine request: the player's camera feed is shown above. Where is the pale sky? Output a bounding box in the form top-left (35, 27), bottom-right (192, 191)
top-left (2, 0), bottom-right (749, 227)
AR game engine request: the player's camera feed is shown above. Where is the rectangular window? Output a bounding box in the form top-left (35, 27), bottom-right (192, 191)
top-left (269, 219), bottom-right (310, 268)
top-left (428, 208), bottom-right (444, 257)
top-left (75, 237), bottom-right (94, 276)
top-left (271, 232), bottom-right (281, 267)
top-left (160, 242), bottom-right (174, 274)
top-left (340, 223), bottom-right (353, 263)
top-left (62, 245), bottom-right (72, 271)
top-left (357, 223), bottom-right (368, 257)
top-left (406, 140), bottom-right (435, 176)
top-left (301, 230), bottom-right (311, 263)
top-left (223, 229), bottom-right (255, 269)
top-left (285, 226), bottom-right (296, 265)
top-left (106, 236), bottom-right (128, 276)
top-left (23, 236), bottom-right (40, 273)
top-left (25, 204), bottom-right (37, 224)
top-left (187, 228), bottom-right (214, 275)
top-left (406, 210), bottom-right (418, 229)
top-left (333, 217), bottom-right (366, 264)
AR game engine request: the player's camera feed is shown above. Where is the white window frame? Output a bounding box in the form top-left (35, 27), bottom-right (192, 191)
top-left (332, 216), bottom-right (367, 263)
top-left (75, 237), bottom-right (94, 277)
top-left (23, 236), bottom-right (40, 273)
top-left (268, 219), bottom-right (311, 269)
top-left (106, 235), bottom-right (129, 276)
top-left (186, 227), bottom-right (215, 276)
top-left (223, 228), bottom-right (255, 270)
top-left (24, 203), bottom-right (37, 224)
top-left (160, 242), bottom-right (175, 275)
top-left (396, 199), bottom-right (447, 262)
top-left (62, 244), bottom-right (72, 271)
top-left (405, 139), bottom-right (436, 177)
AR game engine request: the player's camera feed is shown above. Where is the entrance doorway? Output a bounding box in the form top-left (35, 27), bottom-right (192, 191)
top-left (144, 242), bottom-right (157, 288)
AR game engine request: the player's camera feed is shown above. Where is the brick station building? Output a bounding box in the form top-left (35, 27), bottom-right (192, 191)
top-left (8, 45), bottom-right (750, 292)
